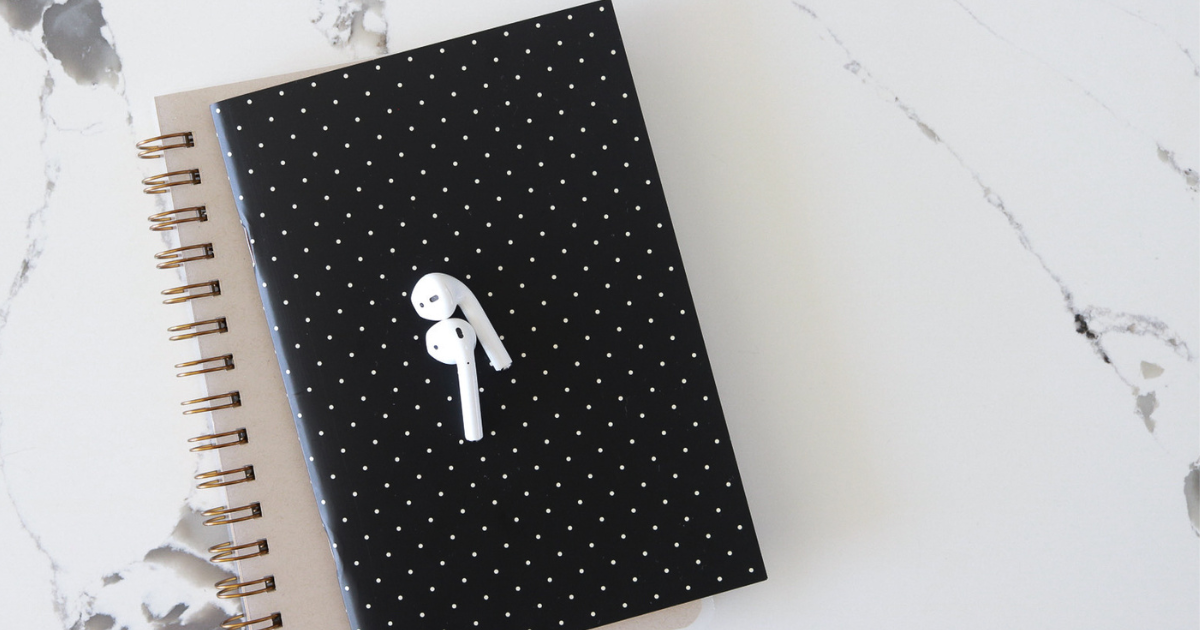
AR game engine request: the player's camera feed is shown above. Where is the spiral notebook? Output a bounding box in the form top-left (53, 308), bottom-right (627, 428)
top-left (139, 3), bottom-right (764, 630)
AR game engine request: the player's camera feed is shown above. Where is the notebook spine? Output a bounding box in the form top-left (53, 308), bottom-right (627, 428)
top-left (139, 133), bottom-right (282, 630)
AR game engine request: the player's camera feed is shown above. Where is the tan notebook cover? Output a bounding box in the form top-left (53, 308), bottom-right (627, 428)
top-left (151, 64), bottom-right (701, 630)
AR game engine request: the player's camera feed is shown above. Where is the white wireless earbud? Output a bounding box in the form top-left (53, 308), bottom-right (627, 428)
top-left (412, 272), bottom-right (512, 371)
top-left (425, 318), bottom-right (483, 442)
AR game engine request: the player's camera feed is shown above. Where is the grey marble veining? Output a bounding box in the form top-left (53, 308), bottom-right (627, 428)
top-left (791, 2), bottom-right (1196, 451)
top-left (311, 0), bottom-right (391, 53)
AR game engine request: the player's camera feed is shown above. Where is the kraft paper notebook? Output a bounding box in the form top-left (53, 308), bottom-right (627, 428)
top-left (138, 3), bottom-right (764, 629)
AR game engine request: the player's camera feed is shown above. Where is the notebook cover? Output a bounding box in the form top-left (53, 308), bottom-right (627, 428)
top-left (154, 63), bottom-right (704, 630)
top-left (211, 2), bottom-right (766, 628)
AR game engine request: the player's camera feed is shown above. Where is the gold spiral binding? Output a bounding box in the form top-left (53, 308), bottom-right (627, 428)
top-left (215, 575), bottom-right (276, 599)
top-left (209, 539), bottom-right (269, 563)
top-left (222, 613), bottom-right (283, 630)
top-left (168, 317), bottom-right (228, 341)
top-left (162, 280), bottom-right (221, 304)
top-left (195, 465), bottom-right (255, 489)
top-left (202, 503), bottom-right (263, 526)
top-left (188, 428), bottom-right (248, 452)
top-left (176, 354), bottom-right (235, 378)
top-left (136, 138), bottom-right (280, 628)
top-left (143, 169), bottom-right (201, 194)
top-left (155, 243), bottom-right (215, 269)
top-left (148, 206), bottom-right (208, 231)
top-left (182, 391), bottom-right (241, 414)
top-left (136, 132), bottom-right (195, 158)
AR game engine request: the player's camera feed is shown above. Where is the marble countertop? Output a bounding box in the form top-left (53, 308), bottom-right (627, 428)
top-left (0, 0), bottom-right (1195, 628)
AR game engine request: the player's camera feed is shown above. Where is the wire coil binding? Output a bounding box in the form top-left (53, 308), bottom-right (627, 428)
top-left (202, 503), bottom-right (263, 526)
top-left (215, 575), bottom-right (276, 599)
top-left (210, 539), bottom-right (270, 563)
top-left (222, 613), bottom-right (283, 630)
top-left (176, 354), bottom-right (235, 378)
top-left (161, 280), bottom-right (221, 304)
top-left (168, 317), bottom-right (228, 341)
top-left (138, 133), bottom-right (281, 626)
top-left (148, 206), bottom-right (207, 231)
top-left (143, 169), bottom-right (201, 194)
top-left (155, 243), bottom-right (215, 269)
top-left (182, 391), bottom-right (242, 414)
top-left (136, 132), bottom-right (195, 158)
top-left (195, 465), bottom-right (255, 489)
top-left (188, 428), bottom-right (248, 452)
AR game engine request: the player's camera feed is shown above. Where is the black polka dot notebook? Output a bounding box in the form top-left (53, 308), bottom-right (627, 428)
top-left (211, 2), bottom-right (766, 628)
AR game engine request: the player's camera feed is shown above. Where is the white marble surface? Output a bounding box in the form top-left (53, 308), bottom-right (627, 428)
top-left (0, 0), bottom-right (1195, 628)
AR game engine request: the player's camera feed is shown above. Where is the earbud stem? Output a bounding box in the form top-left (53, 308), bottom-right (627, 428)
top-left (457, 357), bottom-right (482, 441)
top-left (457, 294), bottom-right (513, 370)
